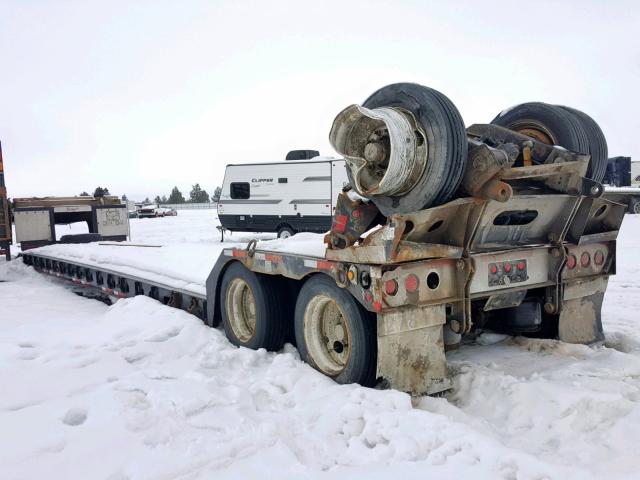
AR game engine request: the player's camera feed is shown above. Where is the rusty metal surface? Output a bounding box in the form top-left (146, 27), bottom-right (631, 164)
top-left (469, 195), bottom-right (580, 252)
top-left (326, 198), bottom-right (478, 264)
top-left (326, 241), bottom-right (463, 264)
top-left (461, 142), bottom-right (516, 202)
top-left (566, 197), bottom-right (626, 244)
top-left (376, 305), bottom-right (450, 395)
top-left (379, 258), bottom-right (462, 309)
top-left (324, 191), bottom-right (380, 250)
top-left (467, 124), bottom-right (583, 167)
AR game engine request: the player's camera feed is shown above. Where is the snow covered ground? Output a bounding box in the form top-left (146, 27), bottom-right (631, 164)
top-left (2, 210), bottom-right (640, 480)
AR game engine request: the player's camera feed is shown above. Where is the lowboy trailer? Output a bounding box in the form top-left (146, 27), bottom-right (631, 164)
top-left (21, 83), bottom-right (626, 395)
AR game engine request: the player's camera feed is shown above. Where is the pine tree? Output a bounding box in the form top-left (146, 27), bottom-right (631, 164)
top-left (212, 186), bottom-right (222, 203)
top-left (189, 183), bottom-right (210, 203)
top-left (93, 187), bottom-right (110, 197)
top-left (168, 187), bottom-right (185, 204)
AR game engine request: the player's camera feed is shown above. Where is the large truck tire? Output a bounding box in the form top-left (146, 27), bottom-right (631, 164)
top-left (359, 83), bottom-right (468, 215)
top-left (220, 262), bottom-right (286, 351)
top-left (294, 274), bottom-right (377, 386)
top-left (557, 106), bottom-right (608, 182)
top-left (491, 102), bottom-right (606, 181)
top-left (59, 233), bottom-right (103, 244)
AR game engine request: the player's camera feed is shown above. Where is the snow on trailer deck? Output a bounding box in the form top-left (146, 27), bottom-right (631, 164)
top-left (3, 210), bottom-right (640, 479)
top-left (29, 231), bottom-right (328, 297)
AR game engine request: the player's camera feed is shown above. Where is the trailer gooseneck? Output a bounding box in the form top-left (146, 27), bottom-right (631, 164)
top-left (22, 83), bottom-right (626, 396)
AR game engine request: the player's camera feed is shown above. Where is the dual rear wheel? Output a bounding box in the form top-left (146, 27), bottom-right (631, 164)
top-left (220, 263), bottom-right (376, 386)
top-left (490, 102), bottom-right (608, 182)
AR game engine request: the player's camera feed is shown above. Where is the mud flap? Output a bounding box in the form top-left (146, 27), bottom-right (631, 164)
top-left (558, 277), bottom-right (607, 344)
top-left (377, 305), bottom-right (450, 395)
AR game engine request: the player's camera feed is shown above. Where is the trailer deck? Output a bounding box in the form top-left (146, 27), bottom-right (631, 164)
top-left (21, 233), bottom-right (329, 318)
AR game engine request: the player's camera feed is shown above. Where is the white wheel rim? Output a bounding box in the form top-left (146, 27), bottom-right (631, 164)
top-left (280, 230), bottom-right (292, 239)
top-left (225, 278), bottom-right (257, 342)
top-left (634, 202), bottom-right (640, 214)
top-left (303, 295), bottom-right (350, 376)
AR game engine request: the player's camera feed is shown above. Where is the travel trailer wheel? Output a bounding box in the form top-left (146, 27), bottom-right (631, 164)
top-left (277, 225), bottom-right (295, 239)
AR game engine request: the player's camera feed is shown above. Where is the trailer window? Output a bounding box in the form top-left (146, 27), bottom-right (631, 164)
top-left (230, 182), bottom-right (250, 199)
top-left (278, 178), bottom-right (288, 184)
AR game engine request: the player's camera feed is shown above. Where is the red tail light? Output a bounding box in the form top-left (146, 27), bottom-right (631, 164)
top-left (594, 250), bottom-right (605, 266)
top-left (385, 279), bottom-right (398, 296)
top-left (405, 274), bottom-right (419, 293)
top-left (566, 254), bottom-right (577, 269)
top-left (580, 252), bottom-right (591, 268)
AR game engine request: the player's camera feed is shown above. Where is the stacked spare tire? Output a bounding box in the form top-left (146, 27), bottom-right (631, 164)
top-left (329, 83), bottom-right (608, 216)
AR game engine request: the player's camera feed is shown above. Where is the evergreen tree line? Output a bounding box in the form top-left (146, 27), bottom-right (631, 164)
top-left (152, 184), bottom-right (222, 205)
top-left (80, 185), bottom-right (222, 204)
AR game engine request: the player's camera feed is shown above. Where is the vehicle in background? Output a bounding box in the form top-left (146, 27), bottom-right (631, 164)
top-left (0, 142), bottom-right (11, 260)
top-left (137, 204), bottom-right (164, 218)
top-left (162, 208), bottom-right (177, 216)
top-left (218, 150), bottom-right (348, 238)
top-left (602, 156), bottom-right (640, 213)
top-left (12, 196), bottom-right (129, 250)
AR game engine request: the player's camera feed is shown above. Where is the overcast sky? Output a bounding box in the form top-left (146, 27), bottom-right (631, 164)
top-left (1, 0), bottom-right (638, 200)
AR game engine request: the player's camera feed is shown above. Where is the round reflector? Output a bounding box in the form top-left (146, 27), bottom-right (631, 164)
top-left (405, 274), bottom-right (419, 293)
top-left (385, 279), bottom-right (398, 296)
top-left (566, 254), bottom-right (577, 269)
top-left (580, 252), bottom-right (591, 268)
top-left (594, 250), bottom-right (605, 266)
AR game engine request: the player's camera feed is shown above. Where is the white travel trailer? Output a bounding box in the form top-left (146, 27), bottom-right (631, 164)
top-left (218, 153), bottom-right (348, 238)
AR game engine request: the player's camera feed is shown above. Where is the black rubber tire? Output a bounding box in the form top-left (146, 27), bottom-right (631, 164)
top-left (220, 261), bottom-right (286, 351)
top-left (490, 103), bottom-right (599, 177)
top-left (294, 274), bottom-right (377, 387)
top-left (277, 225), bottom-right (295, 238)
top-left (557, 106), bottom-right (608, 182)
top-left (59, 233), bottom-right (103, 244)
top-left (629, 197), bottom-right (640, 215)
top-left (360, 83), bottom-right (468, 215)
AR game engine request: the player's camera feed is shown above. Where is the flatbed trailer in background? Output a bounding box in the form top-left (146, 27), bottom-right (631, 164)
top-left (13, 195), bottom-right (130, 250)
top-left (21, 82), bottom-right (626, 396)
